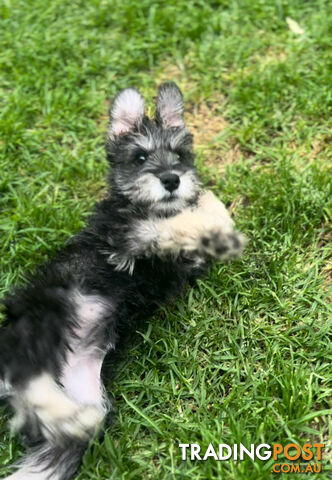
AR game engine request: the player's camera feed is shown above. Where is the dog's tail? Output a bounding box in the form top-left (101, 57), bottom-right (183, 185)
top-left (4, 441), bottom-right (87, 480)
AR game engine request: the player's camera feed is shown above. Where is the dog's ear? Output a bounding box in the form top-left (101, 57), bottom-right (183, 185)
top-left (109, 88), bottom-right (145, 137)
top-left (155, 82), bottom-right (184, 128)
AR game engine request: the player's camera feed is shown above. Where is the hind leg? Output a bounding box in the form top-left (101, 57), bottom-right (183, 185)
top-left (10, 372), bottom-right (105, 445)
top-left (4, 290), bottom-right (111, 448)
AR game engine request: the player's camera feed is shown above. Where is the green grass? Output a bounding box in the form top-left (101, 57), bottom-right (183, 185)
top-left (1, 0), bottom-right (331, 479)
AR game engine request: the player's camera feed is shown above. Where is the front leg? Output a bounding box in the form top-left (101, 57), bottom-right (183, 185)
top-left (108, 191), bottom-right (247, 271)
top-left (108, 191), bottom-right (246, 272)
top-left (187, 190), bottom-right (247, 260)
top-left (155, 191), bottom-right (246, 261)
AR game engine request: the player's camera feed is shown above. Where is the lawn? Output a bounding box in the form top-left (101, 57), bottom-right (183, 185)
top-left (0, 1), bottom-right (331, 479)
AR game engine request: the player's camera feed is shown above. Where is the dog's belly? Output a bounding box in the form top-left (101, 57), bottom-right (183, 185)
top-left (60, 290), bottom-right (112, 407)
top-left (61, 352), bottom-right (104, 407)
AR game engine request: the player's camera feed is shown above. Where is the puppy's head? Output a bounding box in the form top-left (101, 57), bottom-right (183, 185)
top-left (107, 83), bottom-right (201, 215)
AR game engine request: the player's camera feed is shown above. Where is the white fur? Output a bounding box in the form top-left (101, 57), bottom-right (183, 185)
top-left (175, 170), bottom-right (200, 202)
top-left (4, 445), bottom-right (68, 480)
top-left (133, 132), bottom-right (155, 151)
top-left (21, 374), bottom-right (103, 442)
top-left (131, 170), bottom-right (199, 211)
top-left (168, 128), bottom-right (189, 150)
top-left (107, 252), bottom-right (135, 274)
top-left (5, 461), bottom-right (62, 480)
top-left (135, 173), bottom-right (165, 203)
top-left (197, 190), bottom-right (234, 229)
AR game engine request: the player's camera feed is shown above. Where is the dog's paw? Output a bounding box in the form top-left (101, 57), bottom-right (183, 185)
top-left (198, 228), bottom-right (247, 261)
top-left (178, 190), bottom-right (247, 261)
top-left (165, 209), bottom-right (246, 262)
top-left (37, 402), bottom-right (104, 444)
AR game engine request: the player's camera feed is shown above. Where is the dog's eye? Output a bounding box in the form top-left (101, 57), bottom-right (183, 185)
top-left (136, 153), bottom-right (147, 163)
top-left (173, 151), bottom-right (183, 160)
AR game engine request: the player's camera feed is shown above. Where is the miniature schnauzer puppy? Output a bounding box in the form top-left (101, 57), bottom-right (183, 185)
top-left (0, 83), bottom-right (246, 480)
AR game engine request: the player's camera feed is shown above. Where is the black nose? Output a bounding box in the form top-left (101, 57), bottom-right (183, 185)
top-left (160, 173), bottom-right (180, 192)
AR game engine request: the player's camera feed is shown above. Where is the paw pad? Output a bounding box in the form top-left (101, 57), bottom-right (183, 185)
top-left (200, 229), bottom-right (246, 261)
